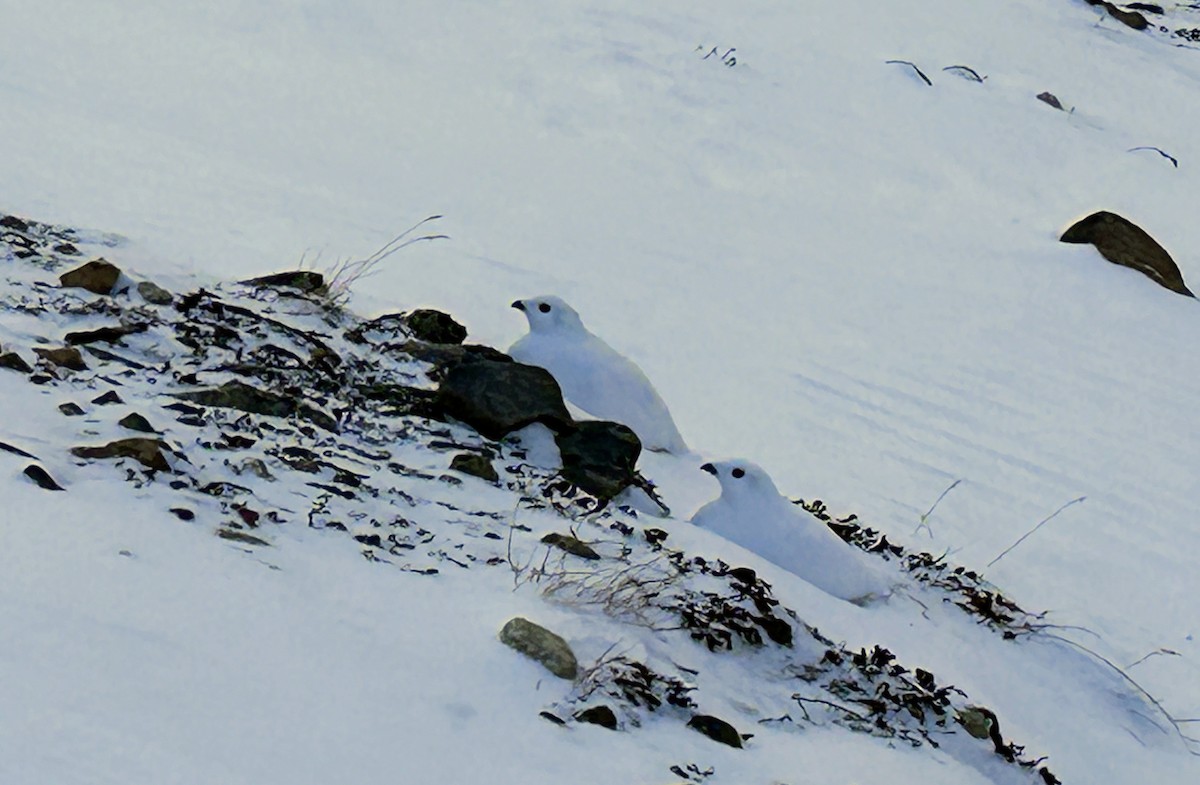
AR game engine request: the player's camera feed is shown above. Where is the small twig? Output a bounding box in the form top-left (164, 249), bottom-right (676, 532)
top-left (942, 65), bottom-right (986, 82)
top-left (1127, 146), bottom-right (1179, 167)
top-left (1127, 648), bottom-right (1181, 669)
top-left (886, 60), bottom-right (932, 86)
top-left (987, 497), bottom-right (1085, 568)
top-left (912, 478), bottom-right (963, 538)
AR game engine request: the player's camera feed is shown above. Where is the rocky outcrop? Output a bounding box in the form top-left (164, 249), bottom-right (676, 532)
top-left (70, 438), bottom-right (170, 471)
top-left (555, 421), bottom-right (641, 502)
top-left (403, 309), bottom-right (467, 344)
top-left (174, 381), bottom-right (338, 431)
top-left (1060, 211), bottom-right (1193, 297)
top-left (59, 259), bottom-right (121, 295)
top-left (499, 617), bottom-right (579, 680)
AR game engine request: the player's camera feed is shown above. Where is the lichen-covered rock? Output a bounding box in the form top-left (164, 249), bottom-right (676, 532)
top-left (71, 437), bottom-right (170, 471)
top-left (1060, 211), bottom-right (1193, 297)
top-left (33, 346), bottom-right (87, 371)
top-left (173, 381), bottom-right (337, 431)
top-left (554, 421), bottom-right (641, 501)
top-left (687, 714), bottom-right (743, 748)
top-left (137, 281), bottom-right (173, 305)
top-left (59, 259), bottom-right (121, 295)
top-left (449, 452), bottom-right (499, 482)
top-left (435, 360), bottom-right (571, 440)
top-left (498, 617), bottom-right (578, 680)
top-left (403, 309), bottom-right (468, 344)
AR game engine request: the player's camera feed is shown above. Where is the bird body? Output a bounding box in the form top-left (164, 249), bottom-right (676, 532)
top-left (690, 460), bottom-right (892, 604)
top-left (509, 296), bottom-right (688, 454)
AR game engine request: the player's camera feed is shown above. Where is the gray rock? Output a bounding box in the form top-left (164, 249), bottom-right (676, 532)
top-left (1061, 211), bottom-right (1193, 297)
top-left (59, 259), bottom-right (121, 295)
top-left (498, 617), bottom-right (578, 680)
top-left (173, 380), bottom-right (337, 431)
top-left (137, 281), bottom-right (174, 305)
top-left (687, 714), bottom-right (743, 748)
top-left (555, 421), bottom-right (641, 501)
top-left (450, 452), bottom-right (499, 482)
top-left (436, 360), bottom-right (572, 441)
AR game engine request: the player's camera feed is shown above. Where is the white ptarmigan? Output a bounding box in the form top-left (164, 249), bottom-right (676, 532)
top-left (690, 460), bottom-right (893, 604)
top-left (509, 296), bottom-right (688, 454)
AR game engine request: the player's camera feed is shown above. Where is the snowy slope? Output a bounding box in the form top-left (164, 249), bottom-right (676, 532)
top-left (4, 0), bottom-right (1200, 783)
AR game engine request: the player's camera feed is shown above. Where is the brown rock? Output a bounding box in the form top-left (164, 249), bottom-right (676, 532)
top-left (71, 438), bottom-right (170, 471)
top-left (33, 346), bottom-right (88, 371)
top-left (1060, 211), bottom-right (1193, 297)
top-left (59, 259), bottom-right (121, 295)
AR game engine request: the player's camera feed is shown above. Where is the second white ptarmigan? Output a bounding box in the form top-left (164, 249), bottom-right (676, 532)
top-left (509, 295), bottom-right (688, 454)
top-left (690, 460), bottom-right (893, 604)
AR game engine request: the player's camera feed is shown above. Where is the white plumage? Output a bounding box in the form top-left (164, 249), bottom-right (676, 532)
top-left (508, 295), bottom-right (688, 454)
top-left (690, 460), bottom-right (892, 604)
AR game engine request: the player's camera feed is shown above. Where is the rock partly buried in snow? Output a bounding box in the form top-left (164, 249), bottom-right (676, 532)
top-left (137, 280), bottom-right (174, 305)
top-left (23, 464), bottom-right (64, 491)
top-left (58, 402), bottom-right (85, 416)
top-left (1060, 211), bottom-right (1194, 297)
top-left (240, 270), bottom-right (326, 295)
top-left (498, 617), bottom-right (579, 680)
top-left (449, 452), bottom-right (499, 482)
top-left (1082, 0), bottom-right (1148, 30)
top-left (1036, 91), bottom-right (1065, 110)
top-left (71, 437), bottom-right (170, 471)
top-left (403, 309), bottom-right (468, 344)
top-left (436, 360), bottom-right (572, 441)
top-left (217, 527), bottom-right (271, 547)
top-left (118, 412), bottom-right (156, 433)
top-left (555, 421), bottom-right (641, 501)
top-left (574, 705), bottom-right (618, 729)
top-left (33, 346), bottom-right (87, 371)
top-left (59, 259), bottom-right (121, 295)
top-left (687, 714), bottom-right (744, 748)
top-left (0, 351), bottom-right (33, 373)
top-left (174, 380), bottom-right (337, 431)
top-left (394, 341), bottom-right (512, 375)
top-left (540, 532), bottom-right (602, 560)
top-left (65, 324), bottom-right (148, 345)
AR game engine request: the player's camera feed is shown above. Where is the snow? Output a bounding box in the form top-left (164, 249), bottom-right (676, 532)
top-left (4, 0), bottom-right (1200, 783)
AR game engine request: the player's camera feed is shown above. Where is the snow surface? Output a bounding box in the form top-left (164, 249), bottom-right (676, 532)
top-left (4, 0), bottom-right (1200, 783)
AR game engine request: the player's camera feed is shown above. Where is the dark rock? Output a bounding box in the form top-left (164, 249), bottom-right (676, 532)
top-left (173, 380), bottom-right (337, 431)
top-left (0, 215), bottom-right (29, 231)
top-left (0, 441), bottom-right (37, 458)
top-left (392, 342), bottom-right (513, 377)
top-left (1082, 0), bottom-right (1148, 29)
top-left (217, 527), bottom-right (270, 546)
top-left (240, 270), bottom-right (326, 294)
top-left (235, 507), bottom-right (260, 526)
top-left (555, 421), bottom-right (641, 501)
top-left (541, 532), bottom-right (601, 560)
top-left (539, 711), bottom-right (567, 725)
top-left (54, 242), bottom-right (80, 256)
top-left (91, 391), bottom-right (124, 405)
top-left (65, 324), bottom-right (148, 345)
top-left (71, 438), bottom-right (170, 471)
top-left (358, 383), bottom-right (440, 416)
top-left (59, 259), bottom-right (121, 295)
top-left (170, 508), bottom-right (196, 521)
top-left (0, 352), bottom-right (33, 373)
top-left (403, 309), bottom-right (468, 344)
top-left (1060, 211), bottom-right (1193, 296)
top-left (1127, 3), bottom-right (1163, 14)
top-left (450, 452), bottom-right (499, 482)
top-left (58, 402), bottom-right (85, 416)
top-left (23, 464), bottom-right (64, 491)
top-left (435, 360), bottom-right (571, 440)
top-left (33, 346), bottom-right (87, 371)
top-left (137, 281), bottom-right (173, 305)
top-left (118, 412), bottom-right (155, 433)
top-left (1036, 92), bottom-right (1064, 110)
top-left (574, 705), bottom-right (618, 729)
top-left (498, 617), bottom-right (578, 679)
top-left (687, 714), bottom-right (744, 748)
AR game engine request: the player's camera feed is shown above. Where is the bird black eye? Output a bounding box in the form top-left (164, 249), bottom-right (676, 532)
top-left (538, 303), bottom-right (552, 313)
top-left (732, 468), bottom-right (745, 479)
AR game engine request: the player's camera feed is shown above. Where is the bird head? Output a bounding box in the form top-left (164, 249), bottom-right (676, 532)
top-left (700, 459), bottom-right (781, 500)
top-left (511, 295), bottom-right (586, 334)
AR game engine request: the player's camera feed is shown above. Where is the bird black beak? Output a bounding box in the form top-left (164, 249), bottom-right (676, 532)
top-left (511, 300), bottom-right (525, 311)
top-left (700, 463), bottom-right (717, 475)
